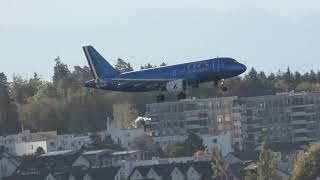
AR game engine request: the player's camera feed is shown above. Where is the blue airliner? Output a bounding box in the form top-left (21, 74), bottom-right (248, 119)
top-left (83, 46), bottom-right (246, 101)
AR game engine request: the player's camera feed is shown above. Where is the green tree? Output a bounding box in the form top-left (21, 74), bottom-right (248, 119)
top-left (112, 103), bottom-right (138, 128)
top-left (292, 144), bottom-right (320, 180)
top-left (88, 133), bottom-right (123, 150)
top-left (133, 136), bottom-right (164, 156)
top-left (140, 63), bottom-right (155, 70)
top-left (182, 133), bottom-right (206, 156)
top-left (35, 146), bottom-right (45, 156)
top-left (211, 148), bottom-right (232, 180)
top-left (160, 62), bottom-right (167, 66)
top-left (52, 56), bottom-right (72, 97)
top-left (115, 58), bottom-right (133, 72)
top-left (165, 143), bottom-right (185, 157)
top-left (257, 143), bottom-right (277, 180)
top-left (0, 73), bottom-right (20, 135)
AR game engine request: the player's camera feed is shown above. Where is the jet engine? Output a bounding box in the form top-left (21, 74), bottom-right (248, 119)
top-left (165, 79), bottom-right (187, 93)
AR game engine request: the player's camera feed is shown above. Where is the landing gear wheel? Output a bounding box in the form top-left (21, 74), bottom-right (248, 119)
top-left (222, 86), bottom-right (228, 92)
top-left (214, 81), bottom-right (219, 87)
top-left (177, 92), bottom-right (187, 100)
top-left (156, 93), bottom-right (165, 102)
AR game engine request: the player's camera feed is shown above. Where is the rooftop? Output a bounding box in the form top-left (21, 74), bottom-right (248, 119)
top-left (111, 150), bottom-right (141, 156)
top-left (82, 149), bottom-right (113, 155)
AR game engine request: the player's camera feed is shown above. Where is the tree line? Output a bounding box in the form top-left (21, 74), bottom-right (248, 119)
top-left (1, 57), bottom-right (320, 135)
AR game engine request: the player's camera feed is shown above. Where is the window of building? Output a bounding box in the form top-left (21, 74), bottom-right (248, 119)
top-left (213, 138), bottom-right (217, 144)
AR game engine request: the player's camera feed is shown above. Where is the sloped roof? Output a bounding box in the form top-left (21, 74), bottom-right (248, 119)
top-left (227, 151), bottom-right (260, 161)
top-left (87, 167), bottom-right (121, 180)
top-left (3, 173), bottom-right (48, 180)
top-left (152, 164), bottom-right (175, 179)
top-left (128, 165), bottom-right (150, 178)
top-left (189, 161), bottom-right (213, 178)
top-left (82, 149), bottom-right (113, 156)
top-left (15, 150), bottom-right (81, 174)
top-left (128, 163), bottom-right (191, 179)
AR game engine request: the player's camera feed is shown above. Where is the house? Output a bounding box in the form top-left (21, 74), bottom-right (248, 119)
top-left (242, 162), bottom-right (290, 180)
top-left (170, 165), bottom-right (186, 180)
top-left (4, 173), bottom-right (48, 180)
top-left (83, 167), bottom-right (122, 180)
top-left (186, 162), bottom-right (213, 180)
top-left (72, 149), bottom-right (114, 168)
top-left (224, 151), bottom-right (260, 165)
top-left (0, 151), bottom-right (21, 179)
top-left (128, 166), bottom-right (150, 180)
top-left (111, 150), bottom-right (150, 166)
top-left (0, 130), bottom-right (90, 156)
top-left (129, 162), bottom-right (213, 180)
top-left (14, 150), bottom-right (81, 175)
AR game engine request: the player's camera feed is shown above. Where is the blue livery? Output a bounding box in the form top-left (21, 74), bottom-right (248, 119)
top-left (82, 46), bottom-right (246, 100)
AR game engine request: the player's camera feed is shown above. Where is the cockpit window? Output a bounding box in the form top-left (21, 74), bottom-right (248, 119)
top-left (224, 59), bottom-right (237, 64)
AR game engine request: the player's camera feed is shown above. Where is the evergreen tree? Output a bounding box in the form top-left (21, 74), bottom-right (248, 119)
top-left (52, 56), bottom-right (72, 97)
top-left (257, 143), bottom-right (277, 180)
top-left (0, 73), bottom-right (20, 135)
top-left (115, 58), bottom-right (133, 72)
top-left (211, 148), bottom-right (232, 180)
top-left (183, 133), bottom-right (206, 156)
top-left (160, 62), bottom-right (167, 66)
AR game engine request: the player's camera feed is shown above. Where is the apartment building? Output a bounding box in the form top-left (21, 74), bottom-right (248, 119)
top-left (145, 96), bottom-right (243, 150)
top-left (0, 130), bottom-right (91, 156)
top-left (240, 92), bottom-right (320, 149)
top-left (145, 92), bottom-right (320, 150)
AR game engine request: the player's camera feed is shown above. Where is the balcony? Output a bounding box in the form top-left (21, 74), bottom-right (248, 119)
top-left (291, 120), bottom-right (308, 125)
top-left (292, 128), bottom-right (308, 133)
top-left (292, 137), bottom-right (308, 142)
top-left (291, 111), bottom-right (306, 116)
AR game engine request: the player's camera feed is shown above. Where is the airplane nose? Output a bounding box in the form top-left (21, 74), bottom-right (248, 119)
top-left (239, 63), bottom-right (247, 74)
top-left (231, 63), bottom-right (247, 75)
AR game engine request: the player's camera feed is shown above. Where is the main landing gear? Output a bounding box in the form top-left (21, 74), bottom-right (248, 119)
top-left (177, 91), bottom-right (186, 100)
top-left (156, 91), bottom-right (187, 102)
top-left (156, 93), bottom-right (165, 102)
top-left (214, 79), bottom-right (228, 92)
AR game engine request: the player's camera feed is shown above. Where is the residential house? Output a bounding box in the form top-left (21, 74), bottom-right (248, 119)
top-left (14, 150), bottom-right (81, 176)
top-left (111, 150), bottom-right (151, 166)
top-left (128, 162), bottom-right (213, 180)
top-left (72, 149), bottom-right (114, 168)
top-left (0, 151), bottom-right (21, 179)
top-left (224, 150), bottom-right (260, 165)
top-left (83, 167), bottom-right (122, 180)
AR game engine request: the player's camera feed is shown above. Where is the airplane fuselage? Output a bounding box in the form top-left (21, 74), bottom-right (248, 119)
top-left (85, 57), bottom-right (246, 92)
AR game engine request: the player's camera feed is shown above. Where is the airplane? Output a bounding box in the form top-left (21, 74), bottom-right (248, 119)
top-left (82, 46), bottom-right (247, 102)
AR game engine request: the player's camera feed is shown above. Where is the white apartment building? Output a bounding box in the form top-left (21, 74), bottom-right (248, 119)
top-left (104, 121), bottom-right (145, 150)
top-left (152, 134), bottom-right (233, 156)
top-left (0, 130), bottom-right (91, 156)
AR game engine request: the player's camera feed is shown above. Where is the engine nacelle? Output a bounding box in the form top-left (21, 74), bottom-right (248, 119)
top-left (165, 79), bottom-right (187, 93)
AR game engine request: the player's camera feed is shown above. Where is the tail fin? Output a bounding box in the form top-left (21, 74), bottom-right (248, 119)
top-left (83, 46), bottom-right (120, 79)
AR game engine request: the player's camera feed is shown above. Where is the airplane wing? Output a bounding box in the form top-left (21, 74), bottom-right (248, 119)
top-left (110, 78), bottom-right (176, 90)
top-left (110, 78), bottom-right (175, 82)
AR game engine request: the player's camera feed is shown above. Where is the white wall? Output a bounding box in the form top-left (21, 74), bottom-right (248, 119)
top-left (106, 126), bottom-right (144, 150)
top-left (14, 141), bottom-right (48, 156)
top-left (202, 134), bottom-right (233, 156)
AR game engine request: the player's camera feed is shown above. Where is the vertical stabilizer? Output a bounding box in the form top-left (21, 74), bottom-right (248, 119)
top-left (83, 46), bottom-right (119, 79)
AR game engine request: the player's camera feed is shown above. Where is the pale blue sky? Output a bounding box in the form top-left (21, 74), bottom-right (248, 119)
top-left (1, 0), bottom-right (320, 81)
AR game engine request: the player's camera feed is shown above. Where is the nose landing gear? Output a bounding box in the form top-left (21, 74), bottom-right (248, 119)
top-left (214, 79), bottom-right (228, 92)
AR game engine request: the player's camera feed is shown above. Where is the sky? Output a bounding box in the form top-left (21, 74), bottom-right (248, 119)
top-left (0, 0), bottom-right (320, 81)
